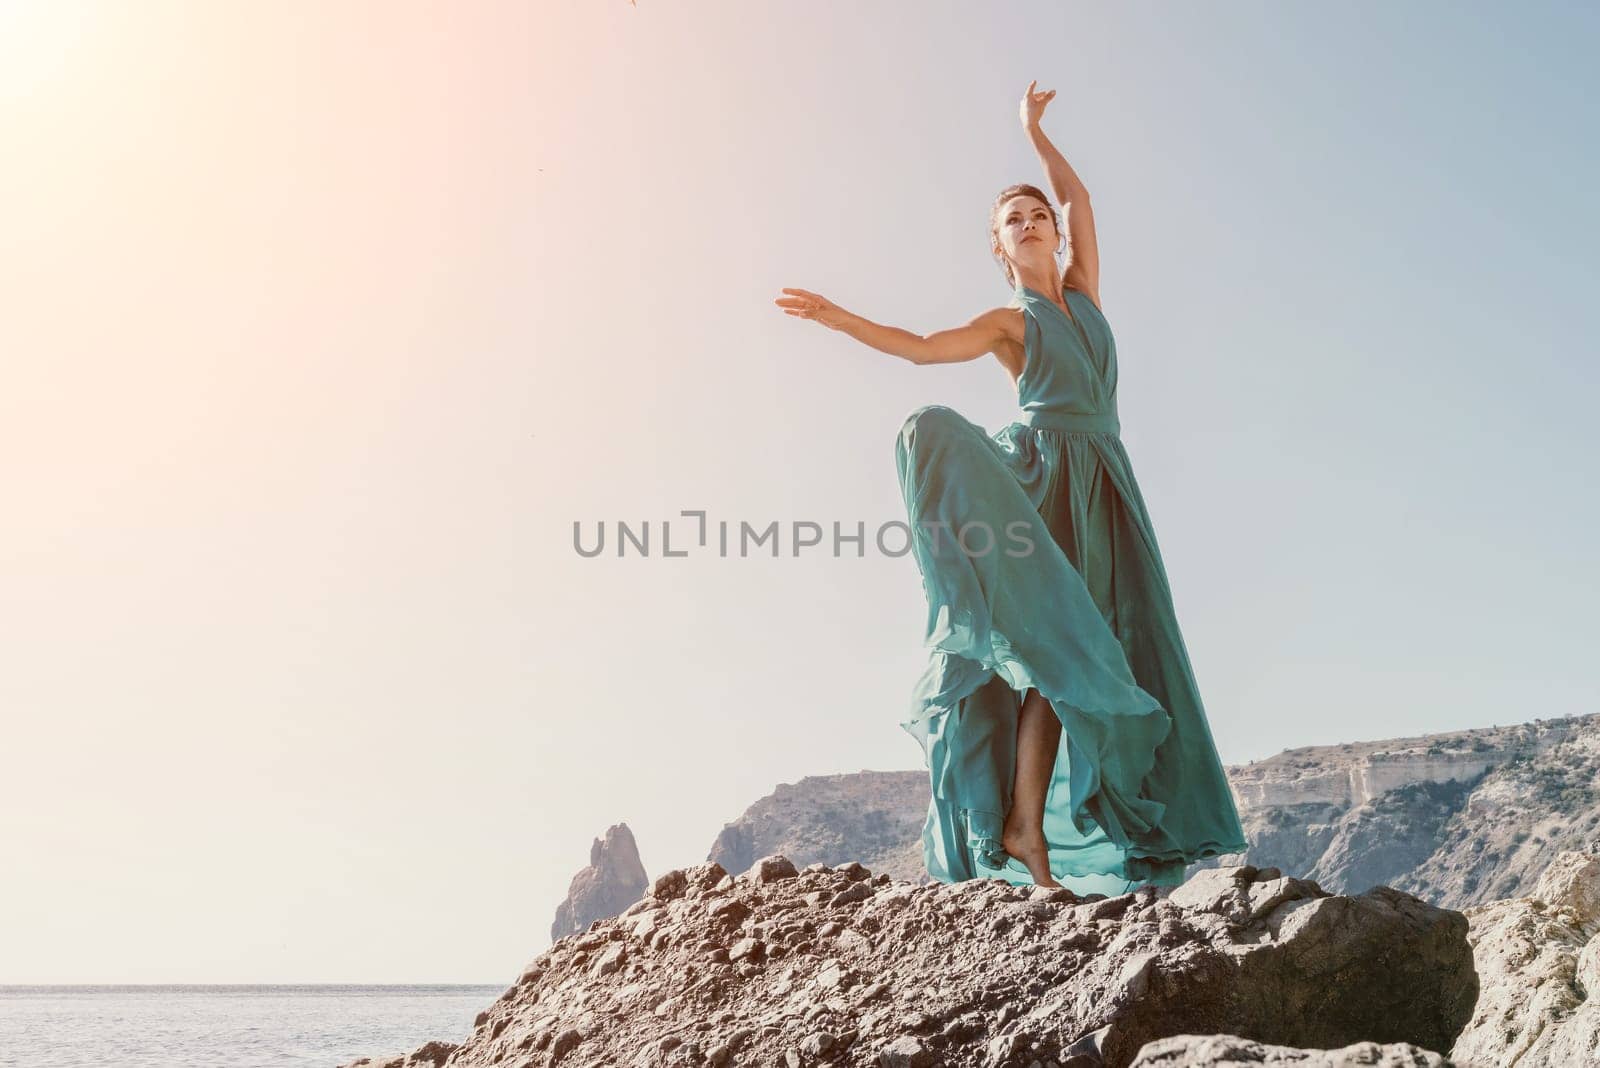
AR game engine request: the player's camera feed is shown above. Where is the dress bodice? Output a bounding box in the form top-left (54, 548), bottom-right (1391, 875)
top-left (1012, 284), bottom-right (1121, 435)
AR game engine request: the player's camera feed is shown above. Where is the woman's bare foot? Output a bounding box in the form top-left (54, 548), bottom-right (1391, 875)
top-left (1000, 823), bottom-right (1062, 888)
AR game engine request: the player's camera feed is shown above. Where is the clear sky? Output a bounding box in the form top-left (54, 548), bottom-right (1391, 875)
top-left (2, 1), bottom-right (1596, 983)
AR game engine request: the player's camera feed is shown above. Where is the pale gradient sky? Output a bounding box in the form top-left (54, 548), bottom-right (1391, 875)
top-left (2, 1), bottom-right (1596, 983)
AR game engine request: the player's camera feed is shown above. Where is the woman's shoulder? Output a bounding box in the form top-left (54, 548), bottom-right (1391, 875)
top-left (990, 302), bottom-right (1027, 344)
top-left (975, 304), bottom-right (1026, 376)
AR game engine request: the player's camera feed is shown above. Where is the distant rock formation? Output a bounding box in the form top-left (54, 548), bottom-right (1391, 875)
top-left (705, 770), bottom-right (930, 881)
top-left (1450, 849), bottom-right (1600, 1067)
top-left (1224, 719), bottom-right (1584, 811)
top-left (1392, 724), bottom-right (1600, 907)
top-left (346, 855), bottom-right (1474, 1068)
top-left (1207, 713), bottom-right (1600, 910)
top-left (549, 822), bottom-right (648, 942)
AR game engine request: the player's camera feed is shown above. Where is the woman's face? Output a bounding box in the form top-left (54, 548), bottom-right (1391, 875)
top-left (995, 194), bottom-right (1059, 268)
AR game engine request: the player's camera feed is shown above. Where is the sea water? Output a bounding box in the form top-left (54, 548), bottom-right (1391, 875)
top-left (0, 984), bottom-right (503, 1068)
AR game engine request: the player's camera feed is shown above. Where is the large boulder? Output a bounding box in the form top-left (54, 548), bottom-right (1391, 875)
top-left (1450, 849), bottom-right (1600, 1067)
top-left (340, 1039), bottom-right (457, 1068)
top-left (1129, 1032), bottom-right (1456, 1066)
top-left (386, 859), bottom-right (1473, 1068)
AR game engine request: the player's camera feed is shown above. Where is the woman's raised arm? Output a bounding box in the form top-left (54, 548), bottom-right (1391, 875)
top-left (1020, 81), bottom-right (1102, 308)
top-left (775, 288), bottom-right (1012, 367)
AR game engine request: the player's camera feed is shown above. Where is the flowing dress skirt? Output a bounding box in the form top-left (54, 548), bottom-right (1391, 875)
top-left (896, 403), bottom-right (1249, 888)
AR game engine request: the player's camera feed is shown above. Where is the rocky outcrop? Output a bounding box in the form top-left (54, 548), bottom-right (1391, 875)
top-left (1129, 1033), bottom-right (1457, 1066)
top-left (706, 771), bottom-right (930, 882)
top-left (379, 855), bottom-right (1473, 1068)
top-left (343, 1040), bottom-right (458, 1068)
top-left (1449, 849), bottom-right (1600, 1067)
top-left (550, 823), bottom-right (649, 942)
top-left (337, 716), bottom-right (1600, 1068)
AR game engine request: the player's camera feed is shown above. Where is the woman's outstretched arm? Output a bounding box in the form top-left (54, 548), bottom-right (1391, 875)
top-left (775, 287), bottom-right (1012, 366)
top-left (1020, 81), bottom-right (1102, 307)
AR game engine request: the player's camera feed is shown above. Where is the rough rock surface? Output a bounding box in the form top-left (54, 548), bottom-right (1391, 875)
top-left (349, 856), bottom-right (1475, 1068)
top-left (1449, 849), bottom-right (1600, 1067)
top-left (550, 823), bottom-right (650, 942)
top-left (1128, 1032), bottom-right (1455, 1066)
top-left (343, 1039), bottom-right (459, 1068)
top-left (707, 771), bottom-right (931, 882)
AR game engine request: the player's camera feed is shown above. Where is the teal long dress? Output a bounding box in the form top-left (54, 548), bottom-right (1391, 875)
top-left (896, 282), bottom-right (1249, 890)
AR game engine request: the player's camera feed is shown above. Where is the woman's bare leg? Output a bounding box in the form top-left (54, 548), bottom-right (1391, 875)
top-left (1001, 687), bottom-right (1063, 887)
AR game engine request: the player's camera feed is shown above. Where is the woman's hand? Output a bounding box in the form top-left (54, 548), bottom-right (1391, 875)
top-left (1019, 79), bottom-right (1055, 129)
top-left (775, 288), bottom-right (851, 331)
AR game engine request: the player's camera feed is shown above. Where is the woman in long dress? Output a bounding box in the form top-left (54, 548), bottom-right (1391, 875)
top-left (775, 82), bottom-right (1247, 891)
